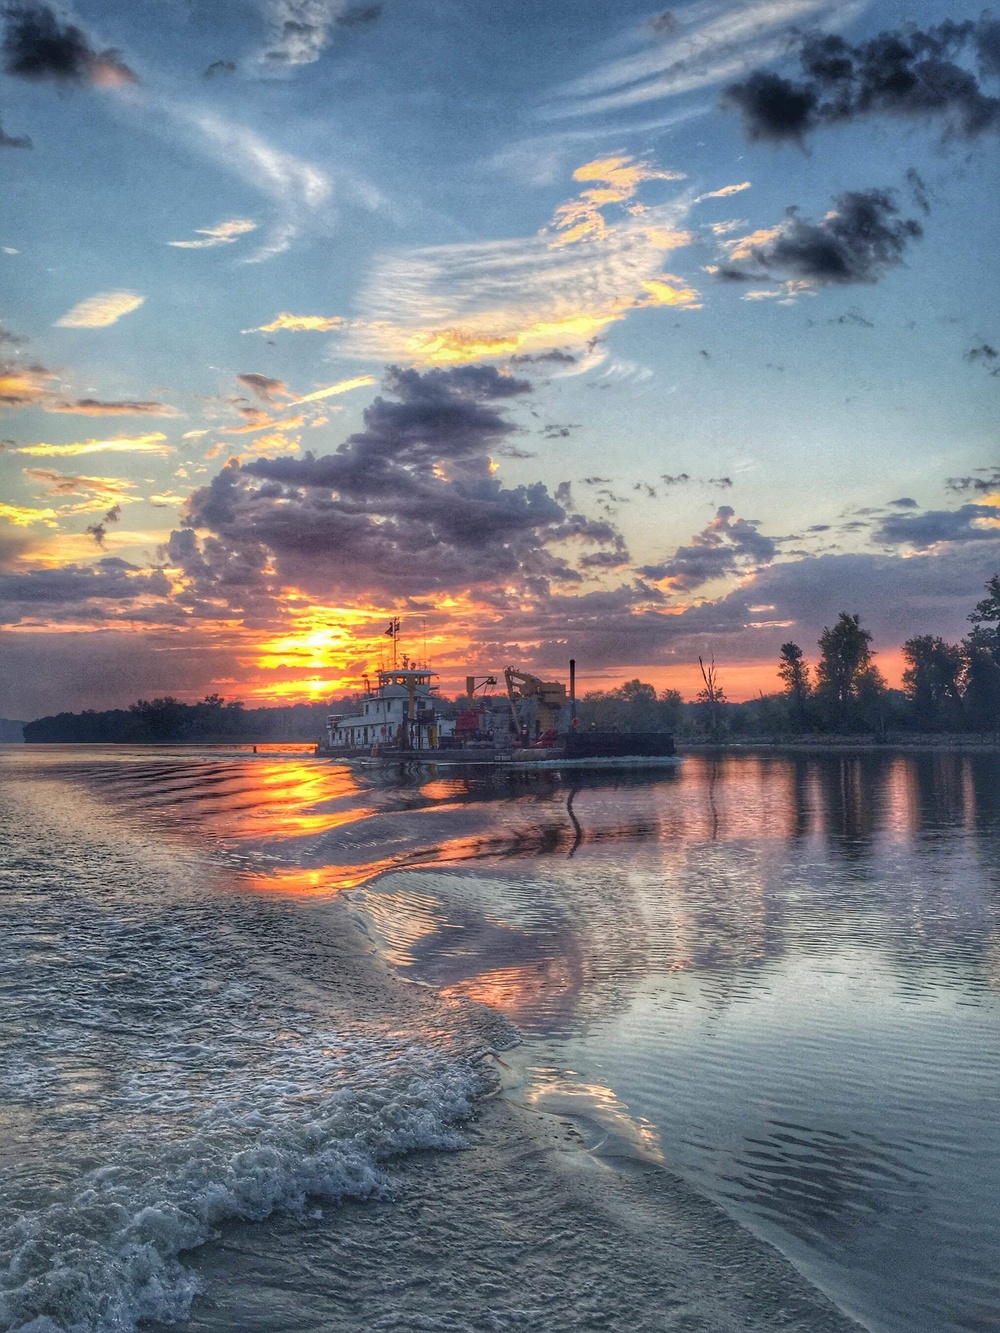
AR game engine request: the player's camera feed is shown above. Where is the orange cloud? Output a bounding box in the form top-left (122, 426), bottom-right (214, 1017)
top-left (0, 363), bottom-right (57, 407)
top-left (294, 376), bottom-right (376, 403)
top-left (46, 398), bottom-right (179, 416)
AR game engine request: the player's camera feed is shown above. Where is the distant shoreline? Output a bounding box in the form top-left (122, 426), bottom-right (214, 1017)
top-left (679, 733), bottom-right (1000, 753)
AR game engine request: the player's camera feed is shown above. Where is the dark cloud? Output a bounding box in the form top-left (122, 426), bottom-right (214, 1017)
top-left (0, 557), bottom-right (170, 624)
top-left (638, 505), bottom-right (778, 589)
top-left (0, 112), bottom-right (30, 147)
top-left (965, 343), bottom-right (1000, 374)
top-left (0, 324), bottom-right (27, 346)
top-left (722, 19), bottom-right (1000, 143)
top-left (176, 364), bottom-right (624, 608)
top-left (873, 503), bottom-right (1000, 547)
top-left (2, 3), bottom-right (137, 86)
top-left (726, 188), bottom-right (922, 286)
top-left (203, 59), bottom-right (236, 78)
top-left (335, 5), bottom-right (381, 28)
top-left (888, 496), bottom-right (918, 508)
top-left (946, 467), bottom-right (1000, 493)
top-left (645, 10), bottom-right (679, 38)
top-left (236, 372), bottom-right (288, 402)
top-left (84, 503), bottom-right (121, 548)
top-left (509, 349), bottom-right (578, 366)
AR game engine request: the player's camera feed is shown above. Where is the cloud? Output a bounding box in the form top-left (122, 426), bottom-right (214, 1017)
top-left (16, 433), bottom-right (172, 457)
top-left (248, 311), bottom-right (346, 333)
top-left (55, 291), bottom-right (145, 328)
top-left (236, 372), bottom-right (290, 402)
top-left (965, 343), bottom-right (1000, 374)
top-left (946, 467), bottom-right (1000, 494)
top-left (2, 3), bottom-right (136, 86)
top-left (0, 361), bottom-right (56, 407)
top-left (85, 503), bottom-right (122, 547)
top-left (348, 158), bottom-right (697, 364)
top-left (172, 365), bottom-right (625, 613)
top-left (0, 558), bottom-right (171, 624)
top-left (0, 502), bottom-right (57, 527)
top-left (256, 0), bottom-right (379, 70)
top-left (873, 502), bottom-right (1000, 548)
top-left (0, 113), bottom-right (30, 147)
top-left (203, 60), bottom-right (236, 78)
top-left (639, 505), bottom-right (778, 588)
top-left (695, 181), bottom-right (751, 202)
top-left (46, 398), bottom-right (179, 416)
top-left (168, 219), bottom-right (257, 249)
top-left (888, 496), bottom-right (918, 509)
top-left (294, 374), bottom-right (376, 403)
top-left (540, 0), bottom-right (844, 119)
top-left (722, 18), bottom-right (1000, 143)
top-left (23, 467), bottom-right (138, 506)
top-left (719, 188), bottom-right (922, 287)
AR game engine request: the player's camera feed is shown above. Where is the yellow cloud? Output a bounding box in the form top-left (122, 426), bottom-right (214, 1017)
top-left (294, 376), bottom-right (376, 403)
top-left (640, 275), bottom-right (701, 308)
top-left (55, 291), bottom-right (145, 329)
top-left (723, 227), bottom-right (783, 262)
top-left (0, 503), bottom-right (58, 527)
top-left (251, 312), bottom-right (346, 333)
top-left (168, 219), bottom-right (257, 249)
top-left (549, 155), bottom-right (686, 246)
top-left (16, 433), bottom-right (172, 457)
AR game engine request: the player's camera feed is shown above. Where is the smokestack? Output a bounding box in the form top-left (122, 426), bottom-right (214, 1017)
top-left (569, 659), bottom-right (576, 722)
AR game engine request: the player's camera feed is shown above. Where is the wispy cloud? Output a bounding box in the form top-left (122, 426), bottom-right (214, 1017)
top-left (55, 291), bottom-right (145, 328)
top-left (23, 469), bottom-right (139, 509)
top-left (294, 375), bottom-right (376, 403)
top-left (46, 399), bottom-right (179, 416)
top-left (168, 219), bottom-right (257, 249)
top-left (247, 312), bottom-right (346, 333)
top-left (255, 0), bottom-right (379, 71)
top-left (16, 433), bottom-right (172, 457)
top-left (347, 156), bottom-right (698, 364)
top-left (538, 0), bottom-right (857, 119)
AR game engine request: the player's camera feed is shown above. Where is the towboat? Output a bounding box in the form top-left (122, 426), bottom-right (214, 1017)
top-left (316, 656), bottom-right (680, 770)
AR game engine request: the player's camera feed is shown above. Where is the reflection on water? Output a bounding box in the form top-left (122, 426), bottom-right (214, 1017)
top-left (10, 745), bottom-right (1000, 1333)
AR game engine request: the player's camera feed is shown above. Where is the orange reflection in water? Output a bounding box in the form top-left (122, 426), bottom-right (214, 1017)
top-left (440, 959), bottom-right (580, 1026)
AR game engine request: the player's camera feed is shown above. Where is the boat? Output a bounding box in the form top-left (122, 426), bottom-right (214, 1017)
top-left (317, 651), bottom-right (680, 770)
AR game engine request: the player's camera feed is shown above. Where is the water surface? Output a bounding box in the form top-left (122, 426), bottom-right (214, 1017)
top-left (1, 745), bottom-right (997, 1333)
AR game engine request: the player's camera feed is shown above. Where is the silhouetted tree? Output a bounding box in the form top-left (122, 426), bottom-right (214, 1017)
top-left (968, 574), bottom-right (1000, 661)
top-left (902, 635), bottom-right (963, 729)
top-left (816, 613), bottom-right (886, 731)
top-left (777, 641), bottom-right (811, 729)
top-left (962, 643), bottom-right (1000, 731)
top-left (696, 655), bottom-right (726, 739)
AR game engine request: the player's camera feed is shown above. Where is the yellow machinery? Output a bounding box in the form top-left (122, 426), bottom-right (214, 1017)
top-left (503, 667), bottom-right (568, 736)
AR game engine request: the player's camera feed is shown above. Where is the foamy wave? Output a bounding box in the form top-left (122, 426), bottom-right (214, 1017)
top-left (0, 1044), bottom-right (484, 1333)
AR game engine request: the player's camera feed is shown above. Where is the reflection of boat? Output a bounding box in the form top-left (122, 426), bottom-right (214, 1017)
top-left (317, 651), bottom-right (679, 769)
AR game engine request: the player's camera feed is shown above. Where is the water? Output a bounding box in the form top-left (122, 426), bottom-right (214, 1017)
top-left (1, 746), bottom-right (998, 1333)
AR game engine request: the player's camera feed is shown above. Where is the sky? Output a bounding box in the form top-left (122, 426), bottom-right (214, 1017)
top-left (0, 0), bottom-right (998, 718)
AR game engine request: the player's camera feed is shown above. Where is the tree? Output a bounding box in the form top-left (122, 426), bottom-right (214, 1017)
top-left (902, 635), bottom-right (963, 729)
top-left (963, 643), bottom-right (1000, 731)
top-left (967, 574), bottom-right (1000, 661)
top-left (815, 612), bottom-right (886, 731)
top-left (696, 655), bottom-right (726, 739)
top-left (777, 641), bottom-right (811, 729)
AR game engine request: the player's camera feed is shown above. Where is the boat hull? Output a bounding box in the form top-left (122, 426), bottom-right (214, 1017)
top-left (316, 730), bottom-right (678, 770)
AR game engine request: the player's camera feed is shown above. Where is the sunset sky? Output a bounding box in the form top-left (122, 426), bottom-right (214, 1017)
top-left (1, 0), bottom-right (998, 718)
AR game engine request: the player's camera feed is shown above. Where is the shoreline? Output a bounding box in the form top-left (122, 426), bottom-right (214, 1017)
top-left (679, 732), bottom-right (1000, 752)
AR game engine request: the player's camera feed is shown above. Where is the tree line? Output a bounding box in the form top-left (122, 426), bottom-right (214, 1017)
top-left (580, 576), bottom-right (1000, 739)
top-left (22, 695), bottom-right (344, 744)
